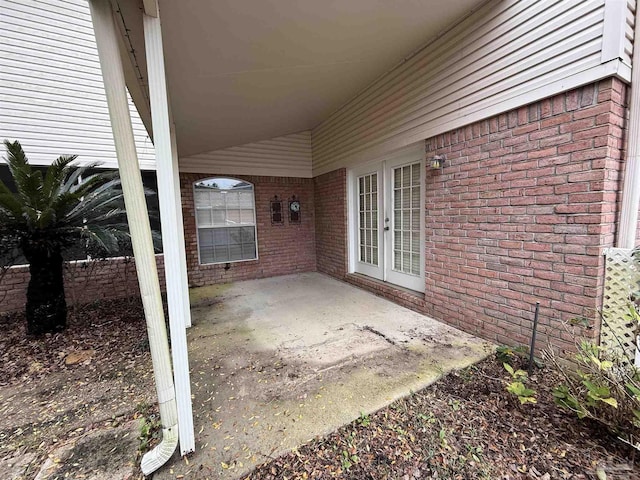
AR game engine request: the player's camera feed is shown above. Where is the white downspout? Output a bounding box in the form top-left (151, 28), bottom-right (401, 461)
top-left (143, 4), bottom-right (196, 455)
top-left (87, 0), bottom-right (178, 475)
top-left (618, 4), bottom-right (640, 249)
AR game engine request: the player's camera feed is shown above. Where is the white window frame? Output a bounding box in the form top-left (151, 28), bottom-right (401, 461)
top-left (193, 177), bottom-right (259, 265)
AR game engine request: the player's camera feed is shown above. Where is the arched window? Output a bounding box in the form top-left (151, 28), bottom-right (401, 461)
top-left (193, 177), bottom-right (257, 264)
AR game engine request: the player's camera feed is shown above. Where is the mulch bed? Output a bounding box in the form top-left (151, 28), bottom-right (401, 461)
top-left (0, 298), bottom-right (156, 479)
top-left (0, 296), bottom-right (151, 388)
top-left (248, 355), bottom-right (639, 480)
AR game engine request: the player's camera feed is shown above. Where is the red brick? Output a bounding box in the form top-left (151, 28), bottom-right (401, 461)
top-left (559, 118), bottom-right (595, 134)
top-left (420, 78), bottom-right (626, 356)
top-left (558, 139), bottom-right (594, 154)
top-left (541, 112), bottom-right (571, 128)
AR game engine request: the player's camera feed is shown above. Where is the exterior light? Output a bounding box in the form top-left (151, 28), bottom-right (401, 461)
top-left (431, 154), bottom-right (445, 169)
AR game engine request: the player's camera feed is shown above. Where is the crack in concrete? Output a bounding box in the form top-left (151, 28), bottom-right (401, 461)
top-left (361, 325), bottom-right (398, 346)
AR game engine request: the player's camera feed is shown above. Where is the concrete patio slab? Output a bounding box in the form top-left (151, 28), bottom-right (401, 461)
top-left (154, 272), bottom-right (493, 479)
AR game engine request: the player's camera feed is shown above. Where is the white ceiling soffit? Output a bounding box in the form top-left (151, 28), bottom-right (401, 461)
top-left (116, 0), bottom-right (486, 158)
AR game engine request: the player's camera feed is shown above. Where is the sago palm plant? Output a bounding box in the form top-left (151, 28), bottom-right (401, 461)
top-left (0, 140), bottom-right (135, 335)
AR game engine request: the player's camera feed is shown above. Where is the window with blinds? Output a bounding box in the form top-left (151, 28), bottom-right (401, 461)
top-left (392, 163), bottom-right (421, 276)
top-left (358, 173), bottom-right (378, 266)
top-left (194, 178), bottom-right (257, 264)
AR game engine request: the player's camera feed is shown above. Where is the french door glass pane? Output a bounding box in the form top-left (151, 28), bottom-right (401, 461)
top-left (392, 163), bottom-right (421, 276)
top-left (358, 172), bottom-right (378, 266)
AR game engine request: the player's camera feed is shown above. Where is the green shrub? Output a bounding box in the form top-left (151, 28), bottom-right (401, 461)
top-left (549, 339), bottom-right (640, 450)
top-left (502, 362), bottom-right (536, 405)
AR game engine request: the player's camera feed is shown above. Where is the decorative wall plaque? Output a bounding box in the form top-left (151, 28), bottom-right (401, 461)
top-left (270, 195), bottom-right (283, 225)
top-left (289, 195), bottom-right (301, 224)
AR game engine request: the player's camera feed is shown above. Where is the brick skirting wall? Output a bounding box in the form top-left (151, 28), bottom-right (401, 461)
top-left (345, 273), bottom-right (426, 314)
top-left (180, 174), bottom-right (316, 286)
top-left (424, 78), bottom-right (627, 353)
top-left (0, 255), bottom-right (166, 314)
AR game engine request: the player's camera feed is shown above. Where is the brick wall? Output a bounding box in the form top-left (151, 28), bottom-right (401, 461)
top-left (424, 78), bottom-right (627, 353)
top-left (180, 174), bottom-right (316, 286)
top-left (345, 273), bottom-right (426, 313)
top-left (0, 255), bottom-right (165, 314)
top-left (314, 169), bottom-right (348, 279)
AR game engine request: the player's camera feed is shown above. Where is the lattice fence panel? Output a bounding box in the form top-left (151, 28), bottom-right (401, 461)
top-left (601, 248), bottom-right (640, 363)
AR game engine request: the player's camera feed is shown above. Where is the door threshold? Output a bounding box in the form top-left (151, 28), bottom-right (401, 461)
top-left (346, 273), bottom-right (425, 299)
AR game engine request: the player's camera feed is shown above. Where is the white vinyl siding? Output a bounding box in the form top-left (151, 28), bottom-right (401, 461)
top-left (624, 0), bottom-right (637, 67)
top-left (311, 0), bottom-right (632, 176)
top-left (0, 0), bottom-right (155, 169)
top-left (180, 131), bottom-right (313, 178)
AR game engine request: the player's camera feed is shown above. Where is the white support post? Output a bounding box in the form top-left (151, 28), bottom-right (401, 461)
top-left (618, 4), bottom-right (640, 250)
top-left (143, 5), bottom-right (195, 455)
top-left (169, 117), bottom-right (192, 328)
top-left (618, 2), bottom-right (640, 368)
top-left (88, 0), bottom-right (178, 474)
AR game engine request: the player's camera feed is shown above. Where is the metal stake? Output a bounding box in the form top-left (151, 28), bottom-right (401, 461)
top-left (529, 301), bottom-right (540, 376)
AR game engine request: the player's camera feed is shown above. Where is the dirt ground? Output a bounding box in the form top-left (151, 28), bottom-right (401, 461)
top-left (1, 292), bottom-right (638, 480)
top-left (0, 298), bottom-right (155, 480)
top-left (249, 355), bottom-right (639, 480)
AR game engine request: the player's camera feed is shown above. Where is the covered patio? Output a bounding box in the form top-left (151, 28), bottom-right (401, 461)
top-left (81, 0), bottom-right (640, 474)
top-left (160, 272), bottom-right (491, 479)
top-left (85, 0), bottom-right (498, 469)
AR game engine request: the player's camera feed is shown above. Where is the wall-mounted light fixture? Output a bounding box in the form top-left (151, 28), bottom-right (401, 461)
top-left (431, 154), bottom-right (446, 169)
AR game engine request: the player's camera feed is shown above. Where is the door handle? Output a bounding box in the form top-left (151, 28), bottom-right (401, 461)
top-left (384, 226), bottom-right (389, 231)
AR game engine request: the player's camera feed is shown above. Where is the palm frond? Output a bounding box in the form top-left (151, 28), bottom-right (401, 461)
top-left (0, 188), bottom-right (24, 219)
top-left (64, 190), bottom-right (125, 226)
top-left (83, 208), bottom-right (128, 225)
top-left (85, 226), bottom-right (119, 253)
top-left (2, 140), bottom-right (160, 260)
top-left (3, 140), bottom-right (28, 169)
top-left (4, 140), bottom-right (40, 208)
top-left (70, 169), bottom-right (118, 193)
top-left (42, 154), bottom-right (78, 201)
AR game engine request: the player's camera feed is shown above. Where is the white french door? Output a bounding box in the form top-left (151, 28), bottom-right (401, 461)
top-left (350, 145), bottom-right (425, 292)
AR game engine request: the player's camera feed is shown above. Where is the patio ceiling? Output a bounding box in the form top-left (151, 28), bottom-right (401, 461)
top-left (116, 0), bottom-right (486, 158)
